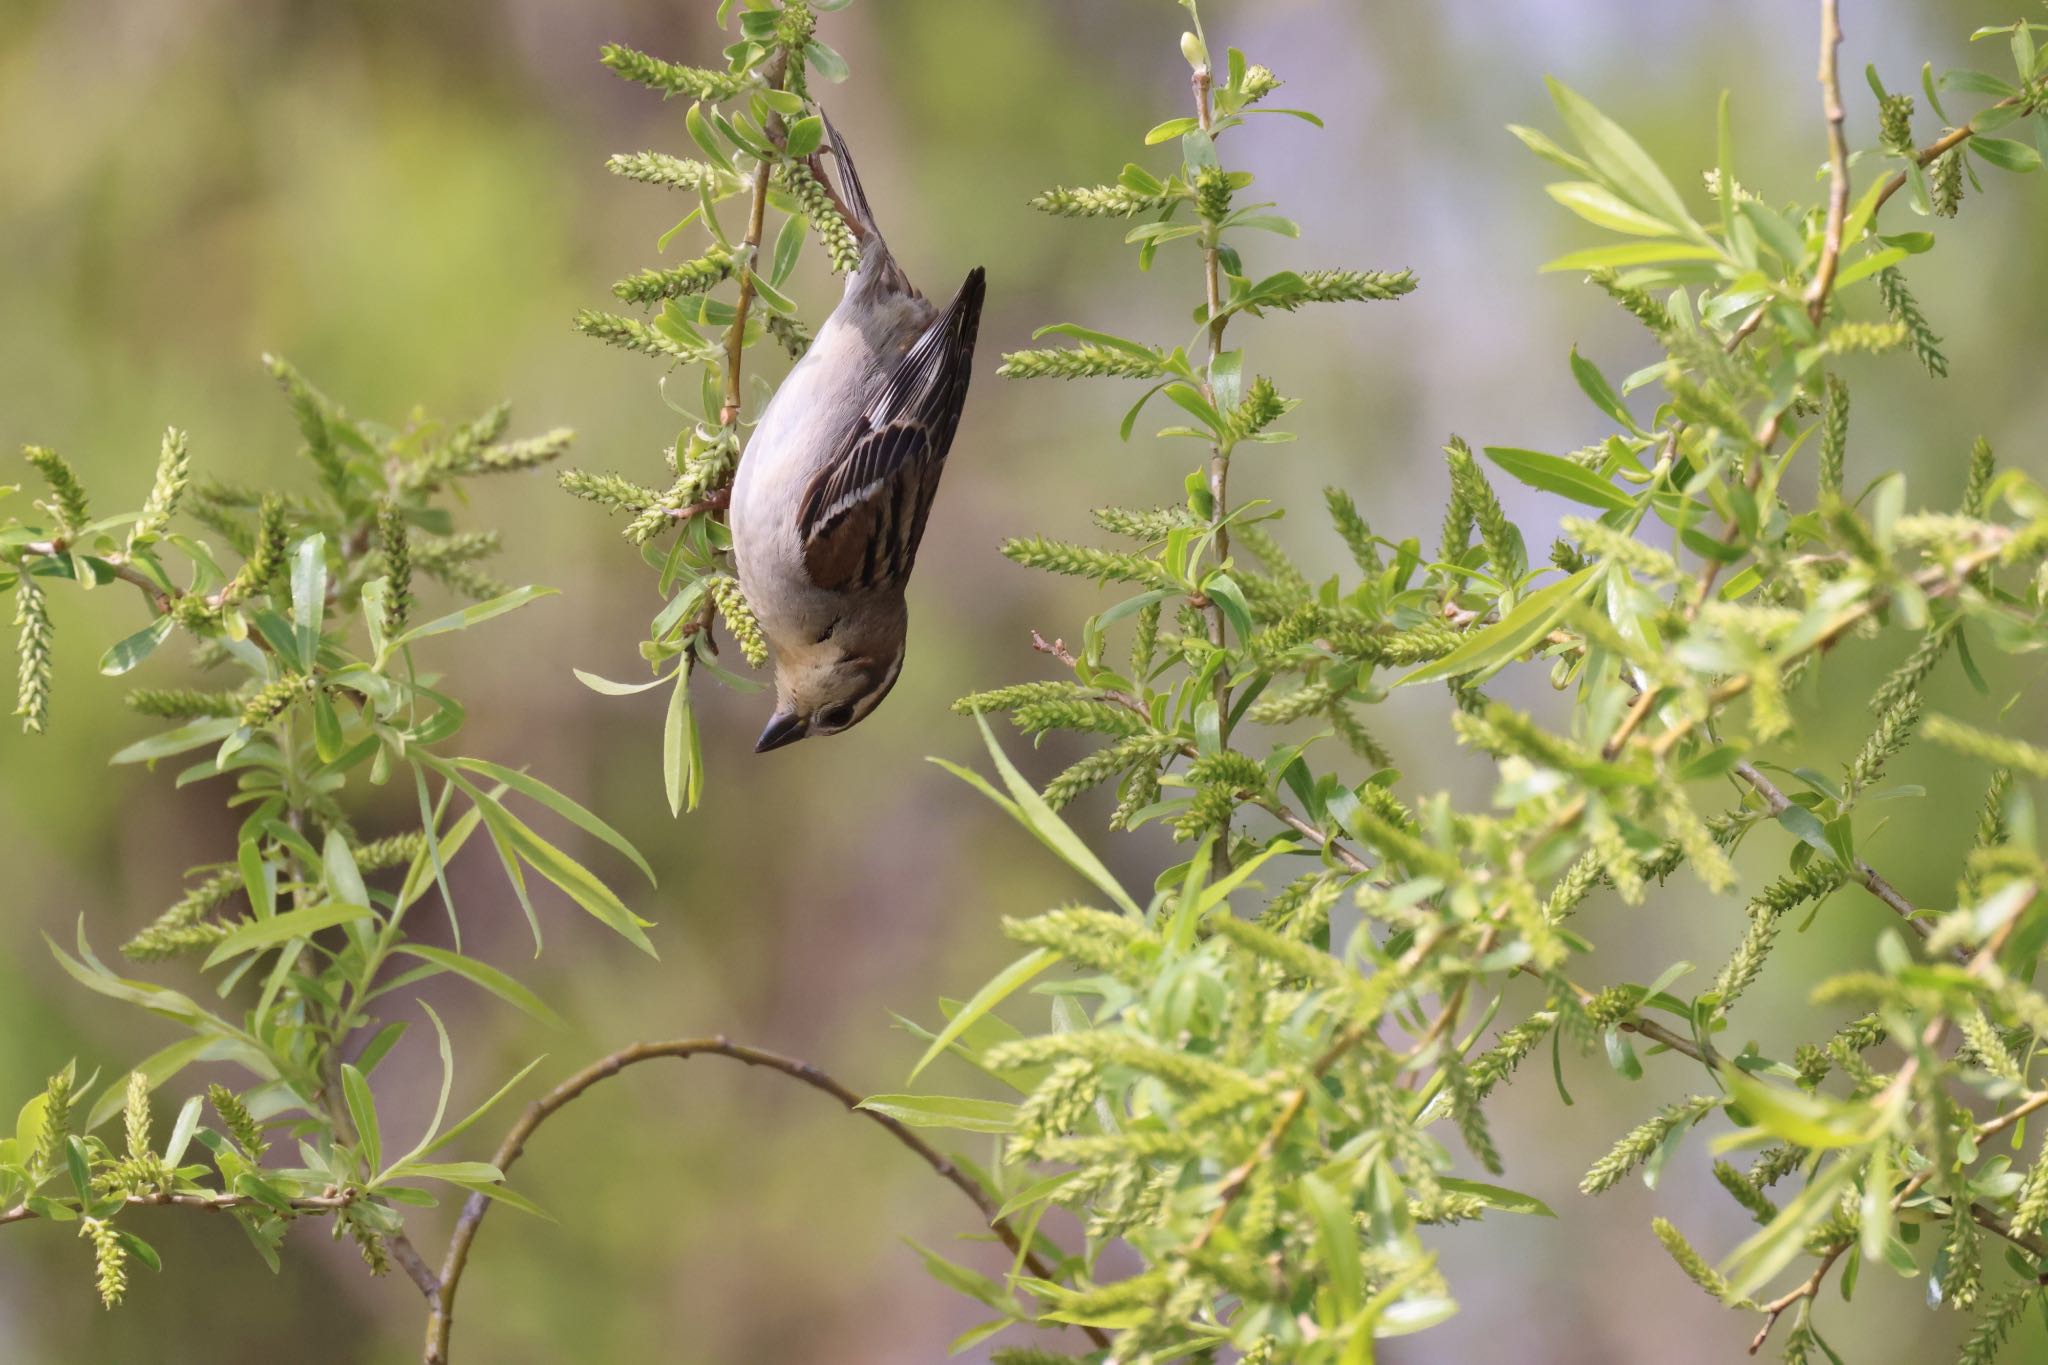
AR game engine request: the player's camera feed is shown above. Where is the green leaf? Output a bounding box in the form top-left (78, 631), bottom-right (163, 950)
top-left (1721, 1156), bottom-right (1861, 1299)
top-left (1540, 242), bottom-right (1721, 272)
top-left (110, 717), bottom-right (239, 766)
top-left (383, 1002), bottom-right (458, 1177)
top-left (421, 1055), bottom-right (546, 1158)
top-left (1545, 180), bottom-right (1675, 235)
top-left (1568, 349), bottom-right (1640, 433)
top-left (390, 945), bottom-right (567, 1030)
top-left (452, 757), bottom-right (655, 886)
top-left (906, 949), bottom-right (1056, 1083)
top-left (1971, 136), bottom-right (2043, 172)
top-left (201, 903), bottom-right (374, 969)
top-left (98, 618), bottom-right (173, 677)
top-left (572, 668), bottom-right (672, 697)
top-left (1437, 1176), bottom-right (1556, 1217)
top-left (1483, 446), bottom-right (1634, 511)
top-left (1546, 78), bottom-right (1698, 230)
top-left (341, 1064), bottom-right (380, 1174)
top-left (290, 533), bottom-right (326, 668)
top-left (322, 829), bottom-right (369, 913)
top-left (783, 114), bottom-right (824, 158)
top-left (944, 713), bottom-right (1142, 915)
top-left (1302, 1173), bottom-right (1364, 1321)
top-left (388, 586), bottom-right (557, 651)
top-left (1722, 1067), bottom-right (1870, 1149)
top-left (663, 666), bottom-right (697, 818)
top-left (427, 762), bottom-right (658, 957)
top-left (855, 1094), bottom-right (1018, 1134)
top-left (83, 1037), bottom-right (218, 1131)
top-left (1399, 567), bottom-right (1596, 685)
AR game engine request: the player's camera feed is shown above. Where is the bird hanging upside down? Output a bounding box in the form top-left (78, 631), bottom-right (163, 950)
top-left (728, 114), bottom-right (986, 753)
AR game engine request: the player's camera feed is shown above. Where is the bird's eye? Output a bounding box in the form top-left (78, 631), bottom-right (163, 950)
top-left (817, 702), bottom-right (857, 731)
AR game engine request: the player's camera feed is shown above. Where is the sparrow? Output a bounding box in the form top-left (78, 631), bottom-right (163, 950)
top-left (728, 114), bottom-right (986, 753)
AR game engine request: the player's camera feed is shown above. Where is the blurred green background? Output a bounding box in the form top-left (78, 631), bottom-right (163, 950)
top-left (2, 0), bottom-right (2044, 1360)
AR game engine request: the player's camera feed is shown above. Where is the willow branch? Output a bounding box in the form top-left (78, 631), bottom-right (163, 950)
top-left (1729, 759), bottom-right (1939, 948)
top-left (423, 1037), bottom-right (1109, 1365)
top-left (719, 51), bottom-right (789, 430)
top-left (1804, 0), bottom-right (1851, 323)
top-left (0, 1189), bottom-right (356, 1227)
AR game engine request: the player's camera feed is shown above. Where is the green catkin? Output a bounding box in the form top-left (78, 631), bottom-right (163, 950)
top-left (1653, 1217), bottom-right (1750, 1305)
top-left (1131, 600), bottom-right (1161, 676)
top-left (1442, 1054), bottom-right (1503, 1174)
top-left (1932, 148), bottom-right (1965, 218)
top-left (207, 1084), bottom-right (267, 1160)
top-left (122, 867), bottom-right (241, 961)
top-left (1225, 376), bottom-right (1290, 442)
top-left (1925, 716), bottom-right (2048, 779)
top-left (1192, 166), bottom-right (1233, 221)
top-left (1468, 1013), bottom-right (1554, 1102)
top-left (1587, 267), bottom-right (1668, 332)
top-left (1962, 436), bottom-right (1995, 518)
top-left (83, 1218), bottom-right (127, 1309)
top-left (22, 445), bottom-right (90, 533)
top-left (1956, 1282), bottom-right (2036, 1365)
top-left (572, 309), bottom-right (693, 360)
top-left (999, 537), bottom-right (1176, 589)
top-left (263, 355), bottom-right (349, 500)
top-left (1877, 91), bottom-right (1916, 155)
top-left (128, 428), bottom-right (191, 548)
top-left (765, 313), bottom-right (813, 360)
top-left (240, 675), bottom-right (309, 729)
top-left (1944, 1207), bottom-right (1981, 1310)
top-left (32, 1067), bottom-right (73, 1183)
top-left (605, 151), bottom-right (729, 194)
top-left (1846, 691), bottom-right (1922, 795)
top-left (1710, 862), bottom-right (1844, 1012)
top-left (1043, 734), bottom-right (1180, 810)
top-left (219, 496), bottom-right (289, 607)
top-left (1324, 487), bottom-right (1381, 574)
top-left (1826, 319), bottom-right (1909, 354)
top-left (12, 565), bottom-right (52, 734)
top-left (1960, 768), bottom-right (2013, 906)
top-left (378, 502), bottom-right (412, 636)
top-left (1272, 268), bottom-right (1418, 307)
top-left (1820, 372), bottom-right (1849, 497)
top-left (123, 687), bottom-right (243, 720)
top-left (706, 575), bottom-right (769, 668)
top-left (1870, 626), bottom-right (1949, 716)
top-left (611, 250), bottom-right (733, 306)
top-left (1580, 1096), bottom-right (1719, 1194)
top-left (1030, 183), bottom-right (1174, 218)
top-left (1714, 1160), bottom-right (1779, 1224)
top-left (776, 162), bottom-right (862, 274)
top-left (1092, 505), bottom-right (1198, 541)
top-left (997, 345), bottom-right (1167, 381)
top-left (597, 43), bottom-right (742, 100)
top-left (1878, 266), bottom-right (1947, 378)
top-left (1443, 438), bottom-right (1515, 581)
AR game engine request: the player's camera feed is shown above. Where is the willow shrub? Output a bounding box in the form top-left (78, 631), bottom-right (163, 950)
top-left (892, 4), bottom-right (2048, 1364)
top-left (1, 364), bottom-right (655, 1299)
top-left (9, 1), bottom-right (2048, 1363)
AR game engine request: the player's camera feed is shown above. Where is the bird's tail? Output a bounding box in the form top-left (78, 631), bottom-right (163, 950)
top-left (818, 108), bottom-right (878, 240)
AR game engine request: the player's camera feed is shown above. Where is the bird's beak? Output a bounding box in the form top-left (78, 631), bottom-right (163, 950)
top-left (754, 709), bottom-right (809, 753)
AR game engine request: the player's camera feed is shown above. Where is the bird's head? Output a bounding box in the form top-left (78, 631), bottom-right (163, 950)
top-left (754, 614), bottom-right (906, 752)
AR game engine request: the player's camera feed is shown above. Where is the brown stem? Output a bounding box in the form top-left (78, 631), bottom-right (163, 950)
top-left (0, 1189), bottom-right (356, 1226)
top-left (1805, 0), bottom-right (1851, 324)
top-left (719, 52), bottom-right (790, 430)
top-left (1729, 760), bottom-right (1939, 948)
top-left (423, 1038), bottom-right (1108, 1364)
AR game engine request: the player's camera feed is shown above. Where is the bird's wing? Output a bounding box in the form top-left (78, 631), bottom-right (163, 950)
top-left (798, 267), bottom-right (986, 593)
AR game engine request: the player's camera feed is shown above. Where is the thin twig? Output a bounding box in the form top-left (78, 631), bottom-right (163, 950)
top-left (1729, 760), bottom-right (1941, 948)
top-left (1805, 0), bottom-right (1851, 324)
top-left (719, 51), bottom-right (789, 429)
top-left (423, 1038), bottom-right (1109, 1364)
top-left (0, 1189), bottom-right (356, 1226)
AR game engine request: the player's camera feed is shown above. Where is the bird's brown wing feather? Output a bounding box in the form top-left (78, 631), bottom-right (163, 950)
top-left (798, 267), bottom-right (986, 593)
